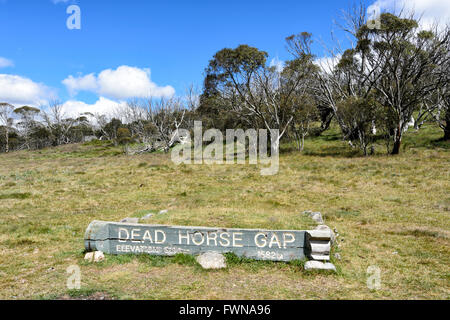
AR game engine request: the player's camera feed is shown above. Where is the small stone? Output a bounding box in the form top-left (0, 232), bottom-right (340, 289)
top-left (84, 252), bottom-right (94, 261)
top-left (93, 251), bottom-right (105, 262)
top-left (33, 248), bottom-right (39, 254)
top-left (158, 210), bottom-right (168, 214)
top-left (120, 217), bottom-right (139, 223)
top-left (392, 251), bottom-right (398, 255)
top-left (310, 212), bottom-right (324, 224)
top-left (302, 210), bottom-right (325, 224)
top-left (304, 260), bottom-right (336, 272)
top-left (196, 251), bottom-right (226, 269)
top-left (84, 251), bottom-right (105, 262)
top-left (140, 213), bottom-right (153, 220)
top-left (334, 253), bottom-right (341, 260)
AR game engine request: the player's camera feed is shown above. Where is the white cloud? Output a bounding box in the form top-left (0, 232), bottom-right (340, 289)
top-left (63, 73), bottom-right (98, 96)
top-left (0, 74), bottom-right (56, 106)
top-left (368, 0), bottom-right (450, 30)
top-left (61, 97), bottom-right (126, 119)
top-left (269, 57), bottom-right (284, 73)
top-left (62, 65), bottom-right (175, 100)
top-left (0, 57), bottom-right (14, 68)
top-left (314, 55), bottom-right (341, 74)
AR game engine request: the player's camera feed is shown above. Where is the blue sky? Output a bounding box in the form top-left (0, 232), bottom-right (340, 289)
top-left (0, 0), bottom-right (448, 115)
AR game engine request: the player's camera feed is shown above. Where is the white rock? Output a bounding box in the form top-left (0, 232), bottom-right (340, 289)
top-left (310, 212), bottom-right (324, 224)
top-left (120, 217), bottom-right (139, 223)
top-left (159, 210), bottom-right (168, 214)
top-left (196, 251), bottom-right (226, 269)
top-left (140, 213), bottom-right (153, 220)
top-left (304, 260), bottom-right (336, 272)
top-left (84, 252), bottom-right (94, 261)
top-left (303, 211), bottom-right (324, 224)
top-left (84, 251), bottom-right (105, 263)
top-left (93, 251), bottom-right (105, 262)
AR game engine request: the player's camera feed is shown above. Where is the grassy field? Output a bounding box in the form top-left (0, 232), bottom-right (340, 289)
top-left (0, 124), bottom-right (449, 299)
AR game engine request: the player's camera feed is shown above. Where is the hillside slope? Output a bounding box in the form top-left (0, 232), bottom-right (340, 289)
top-left (0, 125), bottom-right (448, 299)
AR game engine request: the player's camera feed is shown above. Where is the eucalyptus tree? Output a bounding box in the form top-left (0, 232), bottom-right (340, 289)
top-left (285, 32), bottom-right (356, 142)
top-left (0, 102), bottom-right (15, 153)
top-left (286, 5), bottom-right (450, 155)
top-left (296, 11), bottom-right (450, 154)
top-left (204, 45), bottom-right (268, 131)
top-left (13, 105), bottom-right (41, 150)
top-left (433, 82), bottom-right (450, 141)
top-left (285, 0), bottom-right (382, 150)
top-left (205, 44), bottom-right (318, 152)
top-left (289, 93), bottom-right (319, 151)
top-left (426, 27), bottom-right (450, 140)
top-left (352, 13), bottom-right (450, 154)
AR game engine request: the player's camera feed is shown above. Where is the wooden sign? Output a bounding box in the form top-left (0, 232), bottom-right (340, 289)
top-left (84, 220), bottom-right (334, 262)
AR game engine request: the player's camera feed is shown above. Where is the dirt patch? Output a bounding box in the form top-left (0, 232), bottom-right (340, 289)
top-left (387, 227), bottom-right (450, 240)
top-left (57, 292), bottom-right (114, 300)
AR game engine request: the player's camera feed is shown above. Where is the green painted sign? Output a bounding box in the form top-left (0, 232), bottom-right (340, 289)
top-left (84, 220), bottom-right (321, 262)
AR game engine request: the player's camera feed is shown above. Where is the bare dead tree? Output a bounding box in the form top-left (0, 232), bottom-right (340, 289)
top-left (42, 100), bottom-right (77, 146)
top-left (121, 100), bottom-right (153, 145)
top-left (147, 97), bottom-right (186, 153)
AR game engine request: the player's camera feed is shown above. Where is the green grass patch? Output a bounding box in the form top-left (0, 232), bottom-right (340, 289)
top-left (0, 192), bottom-right (32, 200)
